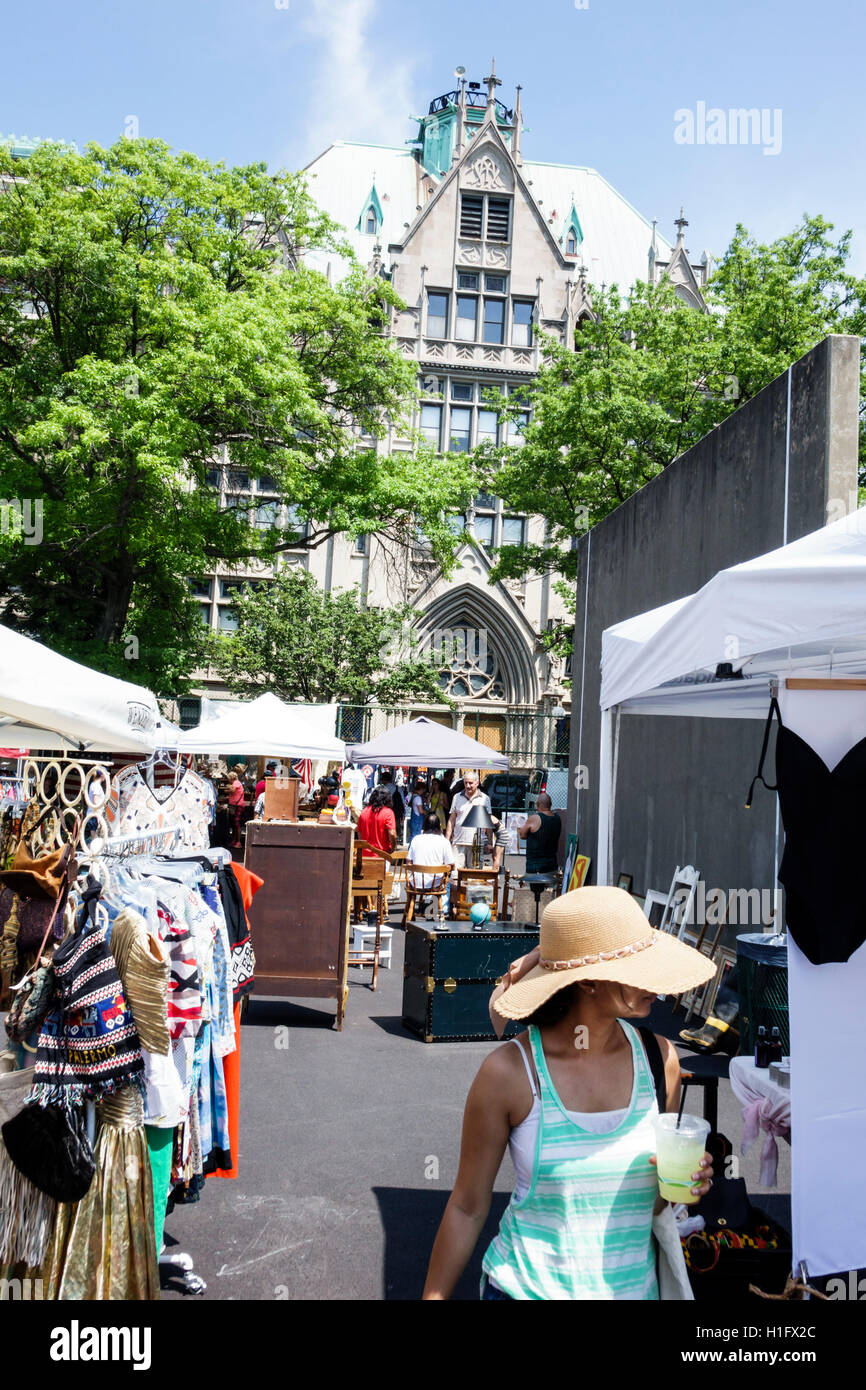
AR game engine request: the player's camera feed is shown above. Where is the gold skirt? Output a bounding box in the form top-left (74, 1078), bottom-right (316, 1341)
top-left (42, 1086), bottom-right (159, 1300)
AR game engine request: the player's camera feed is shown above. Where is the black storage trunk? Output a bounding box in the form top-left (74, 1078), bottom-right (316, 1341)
top-left (402, 921), bottom-right (539, 1042)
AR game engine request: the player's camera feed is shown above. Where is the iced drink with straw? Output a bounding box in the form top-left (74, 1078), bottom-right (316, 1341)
top-left (653, 1113), bottom-right (711, 1204)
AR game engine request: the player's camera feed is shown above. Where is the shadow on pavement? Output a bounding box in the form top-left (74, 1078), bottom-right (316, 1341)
top-left (374, 1187), bottom-right (510, 1300)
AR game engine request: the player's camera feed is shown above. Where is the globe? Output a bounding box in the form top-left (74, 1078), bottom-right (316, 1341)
top-left (470, 901), bottom-right (492, 925)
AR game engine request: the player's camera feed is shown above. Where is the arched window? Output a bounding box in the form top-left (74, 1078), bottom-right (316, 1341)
top-left (366, 209), bottom-right (377, 235)
top-left (436, 629), bottom-right (506, 700)
top-left (566, 232), bottom-right (577, 255)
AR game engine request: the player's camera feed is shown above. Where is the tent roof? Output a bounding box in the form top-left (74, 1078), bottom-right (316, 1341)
top-left (601, 507), bottom-right (866, 716)
top-left (176, 693), bottom-right (345, 761)
top-left (346, 716), bottom-right (509, 770)
top-left (0, 625), bottom-right (167, 752)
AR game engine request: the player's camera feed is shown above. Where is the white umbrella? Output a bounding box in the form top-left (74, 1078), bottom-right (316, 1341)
top-left (0, 624), bottom-right (166, 752)
top-left (176, 692), bottom-right (345, 761)
top-left (346, 715), bottom-right (509, 770)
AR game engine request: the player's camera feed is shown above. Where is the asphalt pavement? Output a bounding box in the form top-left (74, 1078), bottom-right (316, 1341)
top-left (160, 899), bottom-right (791, 1302)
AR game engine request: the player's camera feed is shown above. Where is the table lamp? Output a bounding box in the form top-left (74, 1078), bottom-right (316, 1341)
top-left (461, 803), bottom-right (495, 868)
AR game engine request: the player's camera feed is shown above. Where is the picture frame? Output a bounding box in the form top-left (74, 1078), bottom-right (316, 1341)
top-left (642, 888), bottom-right (669, 929)
top-left (616, 872), bottom-right (633, 893)
top-left (569, 854), bottom-right (591, 890)
top-left (561, 834), bottom-right (579, 896)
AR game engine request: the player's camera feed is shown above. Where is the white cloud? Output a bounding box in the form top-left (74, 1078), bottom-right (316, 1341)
top-left (301, 0), bottom-right (416, 158)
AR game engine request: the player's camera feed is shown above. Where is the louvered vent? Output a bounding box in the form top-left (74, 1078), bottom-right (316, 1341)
top-left (486, 199), bottom-right (510, 242)
top-left (460, 195), bottom-right (483, 238)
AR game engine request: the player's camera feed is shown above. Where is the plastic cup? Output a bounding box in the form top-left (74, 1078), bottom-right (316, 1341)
top-left (653, 1113), bottom-right (711, 1204)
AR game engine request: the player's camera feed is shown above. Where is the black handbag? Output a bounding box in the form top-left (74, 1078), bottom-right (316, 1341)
top-left (1, 1101), bottom-right (95, 1203)
top-left (684, 1177), bottom-right (792, 1300)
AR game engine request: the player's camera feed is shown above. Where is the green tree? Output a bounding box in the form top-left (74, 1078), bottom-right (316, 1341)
top-left (476, 214), bottom-right (866, 660)
top-left (0, 137), bottom-right (471, 693)
top-left (212, 567), bottom-right (449, 708)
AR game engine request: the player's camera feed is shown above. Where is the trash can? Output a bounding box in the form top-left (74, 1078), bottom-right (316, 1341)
top-left (736, 932), bottom-right (789, 1057)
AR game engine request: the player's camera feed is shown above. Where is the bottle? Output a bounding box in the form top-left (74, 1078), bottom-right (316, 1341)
top-left (769, 1026), bottom-right (783, 1064)
top-left (754, 1025), bottom-right (769, 1068)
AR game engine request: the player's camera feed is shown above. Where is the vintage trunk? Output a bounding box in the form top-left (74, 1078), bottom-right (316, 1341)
top-left (245, 821), bottom-right (353, 1029)
top-left (402, 921), bottom-right (539, 1042)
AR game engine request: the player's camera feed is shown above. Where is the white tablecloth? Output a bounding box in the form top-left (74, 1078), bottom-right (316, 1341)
top-left (729, 1056), bottom-right (791, 1187)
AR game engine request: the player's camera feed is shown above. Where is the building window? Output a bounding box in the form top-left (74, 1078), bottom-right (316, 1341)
top-left (366, 209), bottom-right (377, 234)
top-left (566, 232), bottom-right (577, 255)
top-left (473, 512), bottom-right (495, 548)
top-left (509, 412), bottom-right (529, 446)
top-left (449, 406), bottom-right (472, 452)
top-left (456, 295), bottom-right (477, 341)
top-left (485, 274), bottom-right (507, 293)
top-left (420, 403), bottom-right (442, 448)
top-left (437, 629), bottom-right (506, 700)
top-left (501, 516), bottom-right (526, 546)
top-left (447, 514), bottom-right (466, 536)
top-left (189, 578), bottom-right (212, 600)
top-left (218, 607), bottom-right (239, 633)
top-left (477, 409), bottom-right (499, 446)
top-left (475, 491), bottom-right (497, 510)
top-left (460, 194), bottom-right (484, 238)
top-left (458, 271), bottom-right (479, 290)
top-left (354, 534), bottom-right (367, 555)
top-left (483, 297), bottom-right (505, 345)
top-left (486, 198), bottom-right (511, 242)
top-left (512, 301), bottom-right (534, 347)
top-left (427, 291), bottom-right (448, 338)
top-left (451, 381), bottom-right (474, 401)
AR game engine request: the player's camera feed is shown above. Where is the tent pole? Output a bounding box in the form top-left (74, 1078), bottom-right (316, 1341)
top-left (597, 706), bottom-right (613, 885)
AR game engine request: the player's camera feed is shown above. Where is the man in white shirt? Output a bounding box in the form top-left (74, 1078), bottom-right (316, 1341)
top-left (408, 813), bottom-right (455, 918)
top-left (447, 770), bottom-right (493, 869)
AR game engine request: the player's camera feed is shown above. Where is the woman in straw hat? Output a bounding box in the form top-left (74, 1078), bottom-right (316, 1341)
top-left (422, 887), bottom-right (716, 1300)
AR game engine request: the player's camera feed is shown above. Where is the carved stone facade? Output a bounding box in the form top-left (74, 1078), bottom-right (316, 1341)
top-left (192, 71), bottom-right (708, 763)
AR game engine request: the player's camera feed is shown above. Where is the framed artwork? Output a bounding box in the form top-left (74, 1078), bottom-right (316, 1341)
top-left (642, 889), bottom-right (669, 929)
top-left (569, 854), bottom-right (591, 891)
top-left (616, 872), bottom-right (633, 893)
top-left (561, 834), bottom-right (579, 895)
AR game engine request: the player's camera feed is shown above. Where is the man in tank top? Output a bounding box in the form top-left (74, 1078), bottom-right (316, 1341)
top-left (518, 792), bottom-right (561, 873)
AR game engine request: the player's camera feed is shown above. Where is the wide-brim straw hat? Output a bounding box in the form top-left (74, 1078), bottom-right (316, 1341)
top-left (494, 886), bottom-right (716, 1020)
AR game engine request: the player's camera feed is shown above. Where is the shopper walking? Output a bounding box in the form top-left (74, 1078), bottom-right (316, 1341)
top-left (423, 888), bottom-right (715, 1300)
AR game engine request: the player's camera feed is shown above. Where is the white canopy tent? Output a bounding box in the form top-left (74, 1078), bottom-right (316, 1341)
top-left (346, 715), bottom-right (509, 770)
top-left (598, 506), bottom-right (866, 882)
top-left (0, 624), bottom-right (167, 753)
top-left (176, 692), bottom-right (345, 762)
top-left (597, 505), bottom-right (866, 1280)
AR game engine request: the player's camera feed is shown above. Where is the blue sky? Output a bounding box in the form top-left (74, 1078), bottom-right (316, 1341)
top-left (4, 0), bottom-right (865, 273)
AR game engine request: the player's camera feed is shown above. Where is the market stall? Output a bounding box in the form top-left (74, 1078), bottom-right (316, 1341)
top-left (346, 715), bottom-right (509, 771)
top-left (596, 505), bottom-right (866, 1282)
top-left (177, 693), bottom-right (352, 1024)
top-left (0, 632), bottom-right (258, 1298)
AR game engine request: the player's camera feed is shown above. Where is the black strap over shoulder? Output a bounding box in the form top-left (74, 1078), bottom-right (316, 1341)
top-left (745, 696), bottom-right (781, 808)
top-left (638, 1026), bottom-right (668, 1114)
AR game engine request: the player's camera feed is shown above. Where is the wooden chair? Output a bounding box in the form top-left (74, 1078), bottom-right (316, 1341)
top-left (402, 864), bottom-right (451, 925)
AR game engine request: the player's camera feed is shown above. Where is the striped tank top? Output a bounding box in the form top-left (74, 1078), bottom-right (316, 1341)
top-left (482, 1020), bottom-right (660, 1300)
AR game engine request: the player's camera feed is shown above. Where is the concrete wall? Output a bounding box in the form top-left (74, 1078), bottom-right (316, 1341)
top-left (568, 334), bottom-right (861, 934)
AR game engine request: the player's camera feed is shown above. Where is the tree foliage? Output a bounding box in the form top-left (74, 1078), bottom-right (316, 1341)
top-left (0, 137), bottom-right (471, 693)
top-left (469, 215), bottom-right (866, 669)
top-left (212, 567), bottom-right (449, 708)
top-left (478, 215), bottom-right (866, 603)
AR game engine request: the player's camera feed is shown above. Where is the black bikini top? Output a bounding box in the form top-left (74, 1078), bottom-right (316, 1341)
top-left (747, 697), bottom-right (866, 964)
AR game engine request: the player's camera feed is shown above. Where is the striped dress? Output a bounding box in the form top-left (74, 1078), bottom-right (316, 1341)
top-left (482, 1021), bottom-right (660, 1300)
